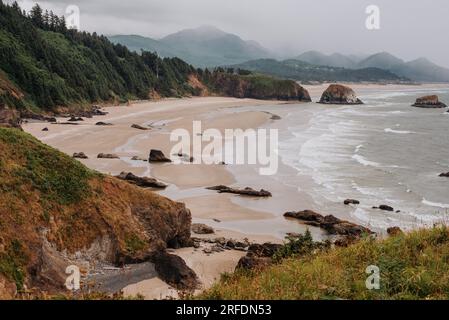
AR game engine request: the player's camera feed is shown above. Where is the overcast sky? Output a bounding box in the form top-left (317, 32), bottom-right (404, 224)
top-left (9, 0), bottom-right (449, 67)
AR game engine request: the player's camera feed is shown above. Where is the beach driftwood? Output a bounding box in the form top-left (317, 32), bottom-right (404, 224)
top-left (116, 172), bottom-right (167, 189)
top-left (284, 210), bottom-right (373, 237)
top-left (207, 185), bottom-right (272, 197)
top-left (131, 124), bottom-right (150, 130)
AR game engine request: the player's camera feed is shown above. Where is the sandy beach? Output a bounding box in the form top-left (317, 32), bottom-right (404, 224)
top-left (22, 83), bottom-right (447, 299)
top-left (24, 96), bottom-right (294, 299)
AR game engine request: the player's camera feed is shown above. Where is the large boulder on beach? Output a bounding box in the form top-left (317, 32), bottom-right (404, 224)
top-left (412, 95), bottom-right (447, 108)
top-left (319, 84), bottom-right (363, 105)
top-left (191, 223), bottom-right (215, 235)
top-left (440, 172), bottom-right (449, 177)
top-left (152, 252), bottom-right (198, 290)
top-left (149, 149), bottom-right (172, 162)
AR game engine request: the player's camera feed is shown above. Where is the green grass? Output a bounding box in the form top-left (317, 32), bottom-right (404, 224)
top-left (199, 227), bottom-right (449, 300)
top-left (0, 127), bottom-right (99, 205)
top-left (0, 240), bottom-right (27, 290)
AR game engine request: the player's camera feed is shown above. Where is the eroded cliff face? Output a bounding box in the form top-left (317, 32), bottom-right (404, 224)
top-left (0, 128), bottom-right (192, 295)
top-left (206, 73), bottom-right (311, 102)
top-left (319, 84), bottom-right (363, 105)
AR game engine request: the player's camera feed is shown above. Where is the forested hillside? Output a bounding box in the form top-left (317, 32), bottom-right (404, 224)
top-left (0, 2), bottom-right (199, 112)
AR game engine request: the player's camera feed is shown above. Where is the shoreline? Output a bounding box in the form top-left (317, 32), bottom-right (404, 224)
top-left (21, 84), bottom-right (448, 299)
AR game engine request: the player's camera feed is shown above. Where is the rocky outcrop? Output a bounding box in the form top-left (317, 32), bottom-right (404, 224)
top-left (284, 210), bottom-right (373, 237)
top-left (207, 185), bottom-right (272, 197)
top-left (412, 95), bottom-right (447, 108)
top-left (319, 84), bottom-right (363, 105)
top-left (149, 149), bottom-right (172, 163)
top-left (439, 172), bottom-right (449, 177)
top-left (0, 128), bottom-right (193, 296)
top-left (191, 223), bottom-right (215, 235)
top-left (97, 153), bottom-right (120, 159)
top-left (152, 252), bottom-right (198, 290)
top-left (344, 199), bottom-right (360, 205)
top-left (73, 152), bottom-right (88, 159)
top-left (236, 243), bottom-right (283, 271)
top-left (116, 172), bottom-right (167, 189)
top-left (208, 73), bottom-right (311, 102)
top-left (0, 106), bottom-right (21, 129)
top-left (95, 122), bottom-right (113, 126)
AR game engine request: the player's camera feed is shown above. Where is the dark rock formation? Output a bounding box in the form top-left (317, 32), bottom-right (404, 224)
top-left (284, 210), bottom-right (373, 237)
top-left (97, 153), bottom-right (120, 159)
top-left (131, 124), bottom-right (149, 130)
top-left (149, 149), bottom-right (172, 162)
top-left (439, 172), bottom-right (449, 177)
top-left (378, 205), bottom-right (394, 212)
top-left (95, 122), bottom-right (113, 126)
top-left (387, 226), bottom-right (403, 236)
top-left (236, 243), bottom-right (283, 271)
top-left (73, 152), bottom-right (88, 159)
top-left (207, 185), bottom-right (272, 197)
top-left (191, 223), bottom-right (215, 235)
top-left (152, 252), bottom-right (198, 290)
top-left (116, 172), bottom-right (167, 189)
top-left (412, 95), bottom-right (447, 108)
top-left (42, 127), bottom-right (49, 131)
top-left (344, 199), bottom-right (360, 205)
top-left (20, 110), bottom-right (56, 123)
top-left (319, 84), bottom-right (363, 105)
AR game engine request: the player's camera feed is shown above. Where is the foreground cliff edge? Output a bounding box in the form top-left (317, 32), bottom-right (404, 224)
top-left (0, 127), bottom-right (195, 299)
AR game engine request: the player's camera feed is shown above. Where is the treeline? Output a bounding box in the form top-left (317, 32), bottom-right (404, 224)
top-left (0, 1), bottom-right (199, 111)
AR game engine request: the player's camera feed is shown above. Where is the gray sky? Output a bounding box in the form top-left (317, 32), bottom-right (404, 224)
top-left (10, 0), bottom-right (449, 67)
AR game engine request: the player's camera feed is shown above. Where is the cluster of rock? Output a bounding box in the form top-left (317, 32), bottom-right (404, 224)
top-left (206, 185), bottom-right (272, 197)
top-left (73, 152), bottom-right (88, 159)
top-left (412, 95), bottom-right (447, 108)
top-left (319, 84), bottom-right (363, 105)
top-left (284, 210), bottom-right (373, 237)
top-left (439, 172), bottom-right (449, 177)
top-left (191, 237), bottom-right (250, 255)
top-left (116, 172), bottom-right (167, 189)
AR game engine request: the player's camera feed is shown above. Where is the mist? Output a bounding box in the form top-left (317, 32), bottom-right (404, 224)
top-left (9, 0), bottom-right (449, 67)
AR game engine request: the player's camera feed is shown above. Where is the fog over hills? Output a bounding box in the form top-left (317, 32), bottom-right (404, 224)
top-left (109, 26), bottom-right (271, 68)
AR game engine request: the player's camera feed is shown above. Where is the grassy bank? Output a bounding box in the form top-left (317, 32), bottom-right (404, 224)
top-left (200, 227), bottom-right (449, 300)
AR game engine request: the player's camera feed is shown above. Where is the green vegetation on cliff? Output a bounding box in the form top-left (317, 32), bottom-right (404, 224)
top-left (200, 227), bottom-right (449, 300)
top-left (0, 127), bottom-right (192, 296)
top-left (0, 2), bottom-right (197, 112)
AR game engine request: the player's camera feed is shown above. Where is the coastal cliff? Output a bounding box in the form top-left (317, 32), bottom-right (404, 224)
top-left (0, 127), bottom-right (192, 297)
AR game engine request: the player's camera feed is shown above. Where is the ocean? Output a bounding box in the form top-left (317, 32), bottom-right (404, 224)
top-left (211, 85), bottom-right (449, 238)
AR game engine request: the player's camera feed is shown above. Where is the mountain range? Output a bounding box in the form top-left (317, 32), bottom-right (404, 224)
top-left (109, 26), bottom-right (271, 68)
top-left (111, 27), bottom-right (449, 83)
top-left (296, 51), bottom-right (449, 83)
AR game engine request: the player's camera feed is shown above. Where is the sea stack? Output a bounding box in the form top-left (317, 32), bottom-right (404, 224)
top-left (319, 84), bottom-right (363, 105)
top-left (412, 95), bottom-right (447, 108)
